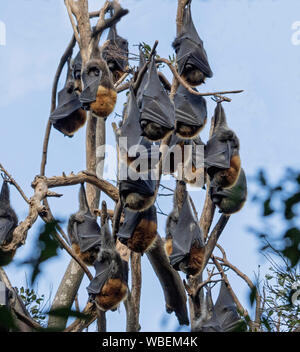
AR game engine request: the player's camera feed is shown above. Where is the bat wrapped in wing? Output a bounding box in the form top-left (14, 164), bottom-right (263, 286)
top-left (174, 84), bottom-right (207, 139)
top-left (118, 86), bottom-right (160, 173)
top-left (87, 218), bottom-right (128, 312)
top-left (172, 1), bottom-right (213, 87)
top-left (68, 184), bottom-right (101, 266)
top-left (119, 168), bottom-right (157, 213)
top-left (182, 136), bottom-right (205, 187)
top-left (210, 168), bottom-right (247, 215)
top-left (140, 56), bottom-right (175, 141)
top-left (195, 282), bottom-right (243, 332)
top-left (0, 180), bottom-right (18, 265)
top-left (80, 58), bottom-right (117, 118)
top-left (165, 191), bottom-right (205, 276)
top-left (205, 102), bottom-right (241, 189)
top-left (102, 24), bottom-right (129, 83)
top-left (118, 205), bottom-right (157, 253)
top-left (49, 58), bottom-right (87, 138)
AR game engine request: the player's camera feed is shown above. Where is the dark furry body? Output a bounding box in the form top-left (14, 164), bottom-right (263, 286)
top-left (53, 109), bottom-right (87, 138)
top-left (141, 121), bottom-right (173, 142)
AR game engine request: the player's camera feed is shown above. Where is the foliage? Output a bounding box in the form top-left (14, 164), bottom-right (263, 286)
top-left (251, 168), bottom-right (300, 267)
top-left (20, 220), bottom-right (62, 285)
top-left (16, 286), bottom-right (47, 326)
top-left (250, 168), bottom-right (300, 331)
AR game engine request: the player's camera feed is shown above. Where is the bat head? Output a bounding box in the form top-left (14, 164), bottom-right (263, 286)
top-left (102, 24), bottom-right (129, 73)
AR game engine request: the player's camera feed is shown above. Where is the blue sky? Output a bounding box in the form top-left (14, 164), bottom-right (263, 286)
top-left (0, 0), bottom-right (300, 332)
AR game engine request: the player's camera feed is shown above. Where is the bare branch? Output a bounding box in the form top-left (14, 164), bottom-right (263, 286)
top-left (0, 163), bottom-right (30, 204)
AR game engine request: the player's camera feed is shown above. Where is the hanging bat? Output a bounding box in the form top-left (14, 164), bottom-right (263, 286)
top-left (182, 136), bottom-right (205, 187)
top-left (119, 169), bottom-right (157, 212)
top-left (165, 189), bottom-right (205, 276)
top-left (80, 57), bottom-right (117, 118)
top-left (102, 24), bottom-right (129, 83)
top-left (72, 51), bottom-right (83, 94)
top-left (205, 102), bottom-right (241, 189)
top-left (210, 168), bottom-right (247, 215)
top-left (117, 86), bottom-right (159, 174)
top-left (140, 56), bottom-right (175, 141)
top-left (213, 281), bottom-right (242, 331)
top-left (87, 215), bottom-right (128, 312)
top-left (174, 84), bottom-right (207, 139)
top-left (195, 282), bottom-right (242, 332)
top-left (117, 205), bottom-right (157, 253)
top-left (49, 58), bottom-right (87, 138)
top-left (172, 0), bottom-right (213, 87)
top-left (68, 184), bottom-right (101, 266)
top-left (0, 179), bottom-right (18, 264)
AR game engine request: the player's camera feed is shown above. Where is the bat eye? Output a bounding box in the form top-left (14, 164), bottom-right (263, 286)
top-left (74, 70), bottom-right (81, 80)
top-left (89, 67), bottom-right (100, 76)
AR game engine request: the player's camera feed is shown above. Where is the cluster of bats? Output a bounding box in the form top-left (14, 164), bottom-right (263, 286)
top-left (0, 1), bottom-right (246, 329)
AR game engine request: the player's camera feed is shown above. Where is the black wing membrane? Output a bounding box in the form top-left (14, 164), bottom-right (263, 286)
top-left (118, 205), bottom-right (157, 243)
top-left (80, 65), bottom-right (102, 106)
top-left (173, 2), bottom-right (213, 78)
top-left (204, 103), bottom-right (234, 171)
top-left (74, 214), bottom-right (101, 253)
top-left (102, 24), bottom-right (129, 72)
top-left (86, 257), bottom-right (112, 295)
top-left (214, 281), bottom-right (241, 331)
top-left (0, 218), bottom-right (14, 245)
top-left (0, 181), bottom-right (17, 246)
top-left (119, 86), bottom-right (144, 148)
top-left (170, 193), bottom-right (203, 269)
top-left (72, 184), bottom-right (101, 252)
top-left (140, 56), bottom-right (175, 130)
top-left (119, 174), bottom-right (156, 197)
top-left (174, 84), bottom-right (207, 127)
top-left (49, 86), bottom-right (82, 122)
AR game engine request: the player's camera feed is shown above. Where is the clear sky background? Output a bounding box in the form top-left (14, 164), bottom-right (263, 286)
top-left (0, 0), bottom-right (300, 332)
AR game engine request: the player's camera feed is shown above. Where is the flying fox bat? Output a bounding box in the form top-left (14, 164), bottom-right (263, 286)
top-left (68, 184), bottom-right (101, 266)
top-left (162, 134), bottom-right (204, 187)
top-left (80, 57), bottom-right (117, 118)
top-left (49, 58), bottom-right (87, 138)
top-left (102, 24), bottom-right (129, 83)
top-left (165, 189), bottom-right (205, 276)
top-left (210, 168), bottom-right (247, 215)
top-left (87, 216), bottom-right (128, 312)
top-left (213, 281), bottom-right (242, 331)
top-left (118, 205), bottom-right (157, 253)
top-left (182, 136), bottom-right (205, 187)
top-left (205, 102), bottom-right (241, 189)
top-left (195, 282), bottom-right (242, 332)
top-left (172, 0), bottom-right (213, 87)
top-left (140, 56), bottom-right (175, 141)
top-left (0, 179), bottom-right (18, 265)
top-left (117, 86), bottom-right (160, 173)
top-left (119, 168), bottom-right (157, 212)
top-left (174, 84), bottom-right (207, 139)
